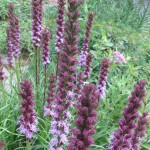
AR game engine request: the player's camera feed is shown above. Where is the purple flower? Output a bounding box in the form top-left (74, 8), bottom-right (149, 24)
top-left (112, 51), bottom-right (126, 64)
top-left (55, 0), bottom-right (65, 52)
top-left (83, 52), bottom-right (93, 80)
top-left (31, 0), bottom-right (43, 48)
top-left (6, 26), bottom-right (14, 67)
top-left (44, 73), bottom-right (56, 117)
top-left (49, 0), bottom-right (82, 149)
top-left (74, 72), bottom-right (84, 101)
top-left (18, 79), bottom-right (38, 139)
top-left (131, 112), bottom-right (149, 150)
top-left (68, 83), bottom-right (99, 150)
top-left (0, 55), bottom-right (5, 81)
top-left (79, 12), bottom-right (94, 66)
top-left (98, 58), bottom-right (110, 100)
top-left (7, 3), bottom-right (20, 61)
top-left (41, 29), bottom-right (50, 65)
top-left (108, 80), bottom-right (146, 150)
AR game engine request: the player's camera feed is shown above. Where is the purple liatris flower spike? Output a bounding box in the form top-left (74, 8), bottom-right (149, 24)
top-left (83, 52), bottom-right (92, 80)
top-left (55, 0), bottom-right (66, 52)
top-left (41, 29), bottom-right (50, 65)
top-left (0, 56), bottom-right (4, 81)
top-left (131, 112), bottom-right (149, 150)
top-left (11, 17), bottom-right (20, 58)
top-left (68, 83), bottom-right (99, 150)
top-left (108, 80), bottom-right (146, 150)
top-left (112, 51), bottom-right (126, 64)
top-left (18, 79), bottom-right (38, 139)
top-left (98, 58), bottom-right (110, 100)
top-left (31, 0), bottom-right (43, 47)
top-left (74, 72), bottom-right (83, 101)
top-left (79, 12), bottom-right (94, 66)
top-left (6, 26), bottom-right (13, 67)
top-left (44, 73), bottom-right (56, 117)
top-left (49, 0), bottom-right (82, 149)
top-left (7, 3), bottom-right (20, 60)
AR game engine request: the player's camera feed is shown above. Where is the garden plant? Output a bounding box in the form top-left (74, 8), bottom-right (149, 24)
top-left (0, 0), bottom-right (150, 150)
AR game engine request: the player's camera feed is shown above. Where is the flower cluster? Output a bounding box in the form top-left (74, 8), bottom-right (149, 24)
top-left (55, 0), bottom-right (66, 52)
top-left (83, 52), bottom-right (92, 80)
top-left (79, 12), bottom-right (94, 66)
top-left (44, 73), bottom-right (56, 117)
top-left (7, 2), bottom-right (20, 66)
top-left (98, 58), bottom-right (110, 100)
top-left (31, 0), bottom-right (43, 47)
top-left (68, 83), bottom-right (99, 150)
top-left (108, 80), bottom-right (146, 150)
top-left (0, 56), bottom-right (4, 81)
top-left (41, 29), bottom-right (50, 65)
top-left (49, 0), bottom-right (82, 149)
top-left (112, 51), bottom-right (126, 64)
top-left (18, 79), bottom-right (38, 139)
top-left (131, 112), bottom-right (149, 150)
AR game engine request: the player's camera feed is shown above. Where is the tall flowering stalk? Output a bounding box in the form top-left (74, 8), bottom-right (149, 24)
top-left (41, 29), bottom-right (50, 100)
top-left (68, 83), bottom-right (99, 150)
top-left (31, 0), bottom-right (43, 95)
top-left (98, 58), bottom-right (110, 100)
top-left (83, 52), bottom-right (92, 80)
top-left (7, 3), bottom-right (20, 66)
top-left (44, 73), bottom-right (56, 117)
top-left (55, 0), bottom-right (65, 53)
top-left (55, 0), bottom-right (66, 80)
top-left (79, 12), bottom-right (94, 66)
top-left (18, 79), bottom-right (38, 142)
top-left (49, 0), bottom-right (82, 149)
top-left (131, 112), bottom-right (149, 150)
top-left (108, 80), bottom-right (146, 150)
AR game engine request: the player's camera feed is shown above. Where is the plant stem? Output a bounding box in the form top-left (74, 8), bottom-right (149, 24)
top-left (26, 139), bottom-right (30, 150)
top-left (35, 47), bottom-right (39, 104)
top-left (44, 64), bottom-right (47, 104)
top-left (0, 81), bottom-right (6, 106)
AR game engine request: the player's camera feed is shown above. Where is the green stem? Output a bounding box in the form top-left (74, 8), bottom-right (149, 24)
top-left (1, 81), bottom-right (6, 105)
top-left (44, 65), bottom-right (47, 104)
top-left (26, 139), bottom-right (31, 150)
top-left (15, 58), bottom-right (20, 92)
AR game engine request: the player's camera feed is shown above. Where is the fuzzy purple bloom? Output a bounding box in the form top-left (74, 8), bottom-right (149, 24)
top-left (49, 0), bottom-right (82, 149)
top-left (31, 0), bottom-right (43, 48)
top-left (6, 26), bottom-right (13, 67)
top-left (98, 58), bottom-right (110, 100)
top-left (83, 52), bottom-right (92, 80)
top-left (112, 51), bottom-right (126, 64)
top-left (74, 72), bottom-right (84, 101)
top-left (131, 112), bottom-right (149, 150)
top-left (44, 73), bottom-right (56, 117)
top-left (7, 3), bottom-right (20, 62)
top-left (108, 80), bottom-right (146, 150)
top-left (18, 79), bottom-right (38, 139)
top-left (68, 83), bottom-right (99, 150)
top-left (41, 29), bottom-right (50, 65)
top-left (79, 12), bottom-right (94, 66)
top-left (55, 0), bottom-right (65, 52)
top-left (0, 56), bottom-right (5, 81)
